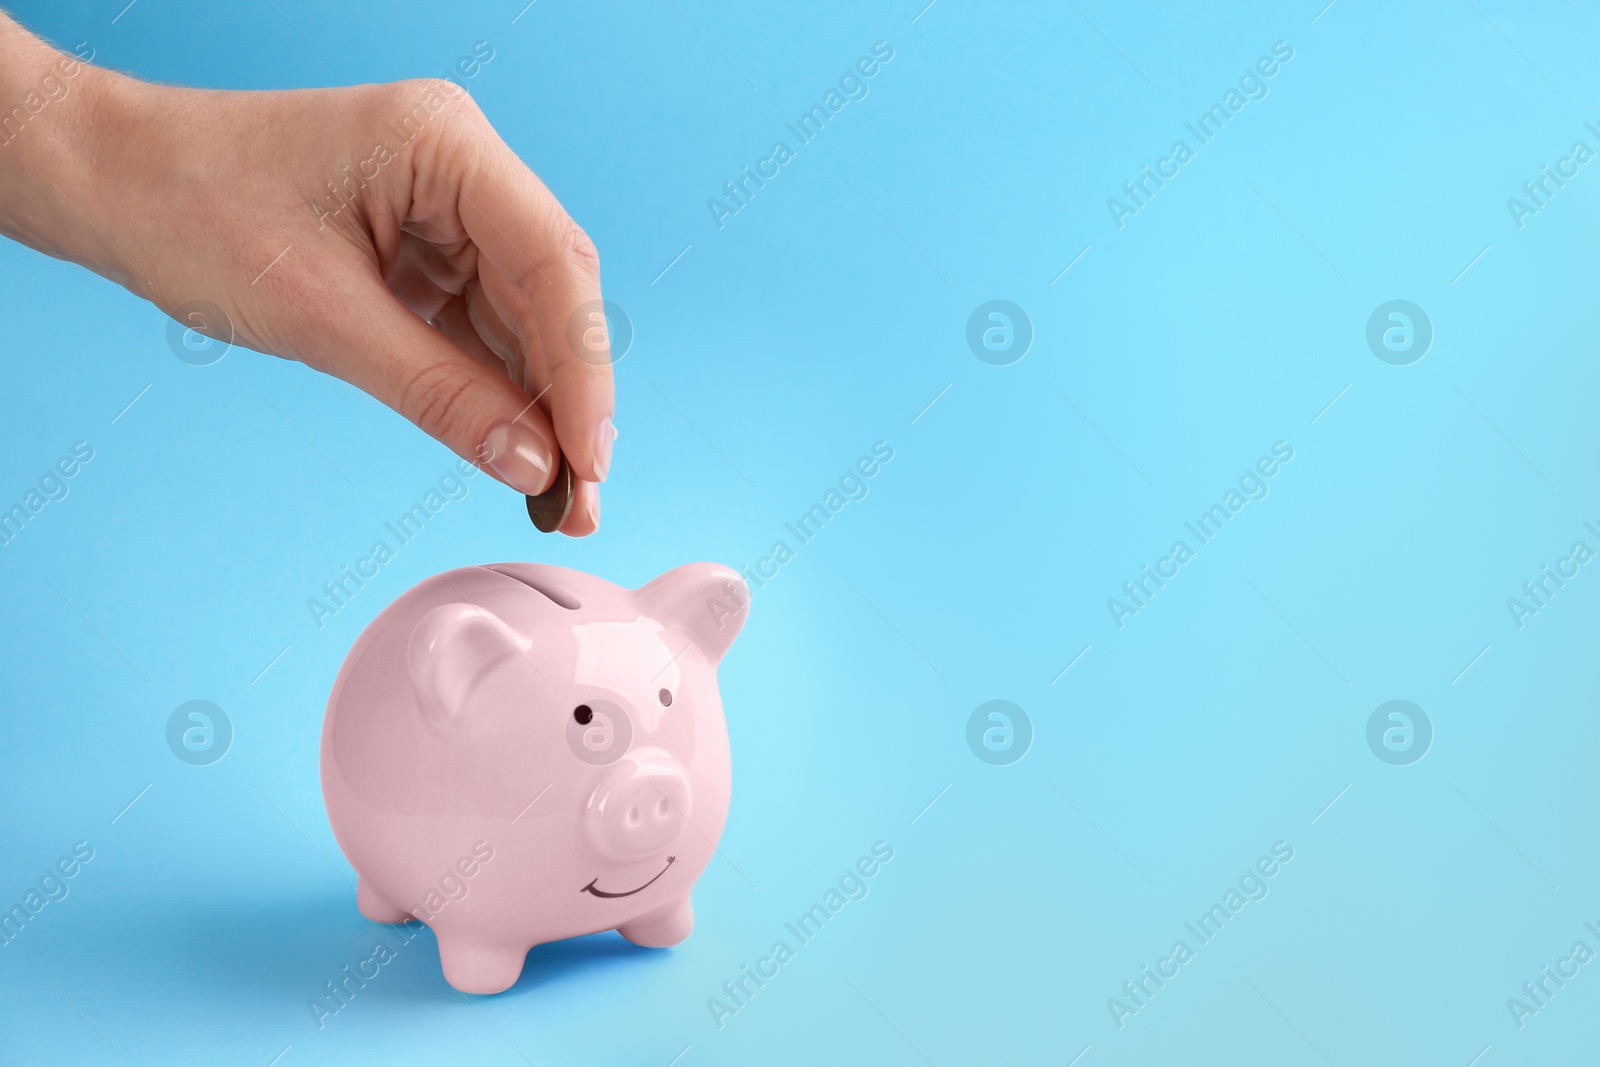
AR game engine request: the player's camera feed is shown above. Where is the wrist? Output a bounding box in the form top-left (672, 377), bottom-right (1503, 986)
top-left (0, 33), bottom-right (145, 288)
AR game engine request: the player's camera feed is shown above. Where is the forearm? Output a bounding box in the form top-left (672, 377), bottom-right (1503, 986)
top-left (0, 14), bottom-right (131, 284)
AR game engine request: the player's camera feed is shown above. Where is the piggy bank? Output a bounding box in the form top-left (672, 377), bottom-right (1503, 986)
top-left (320, 561), bottom-right (748, 993)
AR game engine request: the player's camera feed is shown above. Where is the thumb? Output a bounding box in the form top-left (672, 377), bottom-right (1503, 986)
top-left (302, 280), bottom-right (561, 496)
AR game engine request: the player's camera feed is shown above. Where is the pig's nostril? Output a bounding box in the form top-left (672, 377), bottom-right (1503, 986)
top-left (657, 798), bottom-right (670, 817)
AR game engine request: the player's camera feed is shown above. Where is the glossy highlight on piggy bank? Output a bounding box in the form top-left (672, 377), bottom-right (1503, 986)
top-left (321, 562), bottom-right (748, 994)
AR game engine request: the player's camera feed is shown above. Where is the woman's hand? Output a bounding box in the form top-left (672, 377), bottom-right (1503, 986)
top-left (0, 17), bottom-right (613, 535)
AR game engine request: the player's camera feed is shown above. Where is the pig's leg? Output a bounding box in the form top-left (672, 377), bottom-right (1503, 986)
top-left (437, 932), bottom-right (528, 994)
top-left (617, 896), bottom-right (694, 947)
top-left (357, 879), bottom-right (411, 924)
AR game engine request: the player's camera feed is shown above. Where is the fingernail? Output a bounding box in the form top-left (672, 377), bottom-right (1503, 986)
top-left (483, 420), bottom-right (553, 495)
top-left (588, 487), bottom-right (601, 530)
top-left (593, 416), bottom-right (614, 482)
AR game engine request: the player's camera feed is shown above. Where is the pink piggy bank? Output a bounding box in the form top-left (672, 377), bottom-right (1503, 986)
top-left (320, 561), bottom-right (748, 993)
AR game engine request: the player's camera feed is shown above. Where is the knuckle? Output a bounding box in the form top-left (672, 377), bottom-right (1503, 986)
top-left (380, 78), bottom-right (484, 139)
top-left (432, 80), bottom-right (486, 122)
top-left (414, 77), bottom-right (480, 114)
top-left (511, 220), bottom-right (601, 295)
top-left (557, 221), bottom-right (602, 277)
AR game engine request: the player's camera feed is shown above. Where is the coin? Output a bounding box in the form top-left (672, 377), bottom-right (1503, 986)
top-left (525, 455), bottom-right (574, 533)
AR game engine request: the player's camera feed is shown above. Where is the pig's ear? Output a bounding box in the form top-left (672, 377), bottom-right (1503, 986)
top-left (408, 603), bottom-right (529, 728)
top-left (636, 563), bottom-right (749, 665)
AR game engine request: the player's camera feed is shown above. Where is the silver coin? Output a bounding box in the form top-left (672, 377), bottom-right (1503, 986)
top-left (525, 455), bottom-right (574, 533)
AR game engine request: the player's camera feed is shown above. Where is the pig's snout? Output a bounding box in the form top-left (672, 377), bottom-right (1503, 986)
top-left (583, 751), bottom-right (692, 860)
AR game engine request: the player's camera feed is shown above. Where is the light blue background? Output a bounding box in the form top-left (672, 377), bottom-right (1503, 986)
top-left (2, 1), bottom-right (1598, 1064)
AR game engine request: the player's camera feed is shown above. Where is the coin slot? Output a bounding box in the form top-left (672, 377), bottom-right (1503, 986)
top-left (485, 566), bottom-right (582, 610)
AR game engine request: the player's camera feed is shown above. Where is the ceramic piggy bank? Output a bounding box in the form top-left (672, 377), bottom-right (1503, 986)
top-left (321, 561), bottom-right (748, 993)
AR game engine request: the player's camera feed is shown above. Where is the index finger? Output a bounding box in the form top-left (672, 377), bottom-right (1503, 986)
top-left (451, 129), bottom-right (615, 484)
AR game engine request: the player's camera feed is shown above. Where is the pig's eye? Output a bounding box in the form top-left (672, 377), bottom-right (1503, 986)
top-left (573, 705), bottom-right (594, 725)
top-left (658, 688), bottom-right (672, 707)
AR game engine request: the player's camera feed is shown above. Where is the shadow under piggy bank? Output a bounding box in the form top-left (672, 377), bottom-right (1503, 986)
top-left (497, 931), bottom-right (664, 997)
top-left (70, 887), bottom-right (663, 1017)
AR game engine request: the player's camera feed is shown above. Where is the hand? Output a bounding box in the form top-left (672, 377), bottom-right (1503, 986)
top-left (0, 19), bottom-right (613, 535)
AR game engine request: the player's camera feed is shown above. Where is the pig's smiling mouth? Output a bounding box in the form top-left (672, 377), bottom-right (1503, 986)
top-left (580, 856), bottom-right (676, 898)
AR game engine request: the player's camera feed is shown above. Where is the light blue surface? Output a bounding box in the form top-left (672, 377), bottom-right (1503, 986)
top-left (2, 1), bottom-right (1598, 1063)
